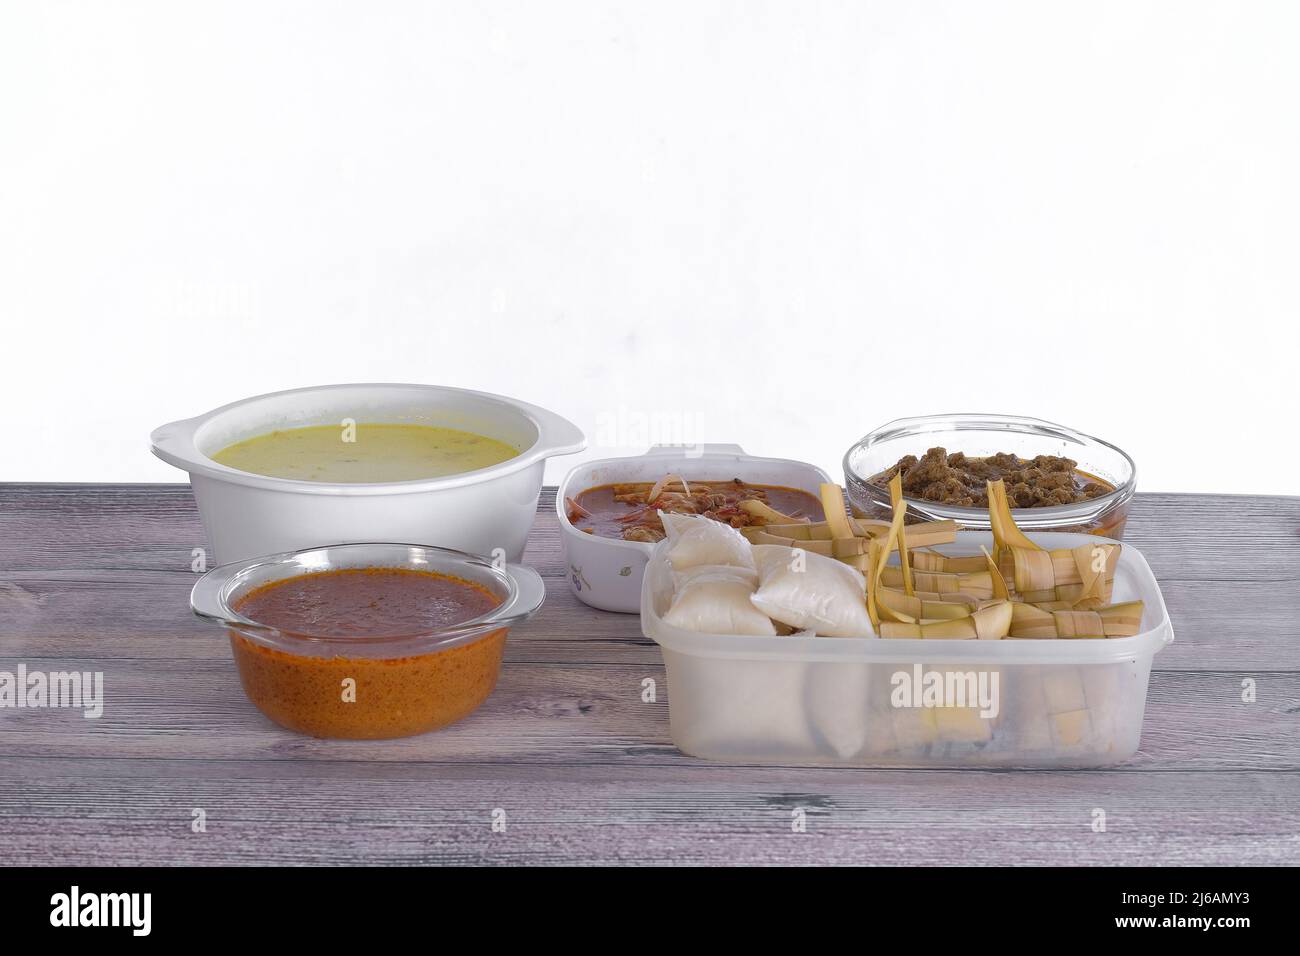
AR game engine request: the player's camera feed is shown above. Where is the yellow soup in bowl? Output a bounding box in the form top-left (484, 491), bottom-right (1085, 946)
top-left (211, 424), bottom-right (519, 483)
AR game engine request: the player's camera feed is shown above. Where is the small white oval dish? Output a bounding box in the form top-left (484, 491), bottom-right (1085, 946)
top-left (556, 444), bottom-right (832, 613)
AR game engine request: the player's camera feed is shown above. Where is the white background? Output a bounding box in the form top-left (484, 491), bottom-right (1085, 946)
top-left (2, 1), bottom-right (1296, 494)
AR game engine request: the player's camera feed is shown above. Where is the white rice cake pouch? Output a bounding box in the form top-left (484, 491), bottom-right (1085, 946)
top-left (659, 511), bottom-right (756, 572)
top-left (664, 564), bottom-right (775, 636)
top-left (750, 544), bottom-right (875, 638)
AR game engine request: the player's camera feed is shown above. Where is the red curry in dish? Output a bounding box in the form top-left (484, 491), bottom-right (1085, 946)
top-left (567, 476), bottom-right (824, 543)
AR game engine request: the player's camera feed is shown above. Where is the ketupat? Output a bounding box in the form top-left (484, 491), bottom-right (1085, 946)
top-left (742, 517), bottom-right (960, 551)
top-left (798, 476), bottom-right (1142, 642)
top-left (988, 479), bottom-right (1120, 605)
top-left (999, 541), bottom-right (1121, 605)
top-left (879, 601), bottom-right (1013, 640)
top-left (1008, 601), bottom-right (1145, 639)
top-left (867, 476), bottom-right (1015, 640)
top-left (876, 586), bottom-right (984, 621)
top-left (879, 566), bottom-right (995, 599)
top-left (741, 530), bottom-right (872, 558)
top-left (910, 549), bottom-right (993, 574)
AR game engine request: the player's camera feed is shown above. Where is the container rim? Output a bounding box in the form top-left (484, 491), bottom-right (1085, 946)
top-left (642, 530), bottom-right (1174, 664)
top-left (151, 383), bottom-right (586, 496)
top-left (190, 541), bottom-right (546, 652)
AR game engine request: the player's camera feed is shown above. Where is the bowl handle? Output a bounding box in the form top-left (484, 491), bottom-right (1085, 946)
top-left (499, 563), bottom-right (547, 622)
top-left (189, 562), bottom-right (242, 625)
top-left (150, 414), bottom-right (206, 471)
top-left (530, 406), bottom-right (586, 458)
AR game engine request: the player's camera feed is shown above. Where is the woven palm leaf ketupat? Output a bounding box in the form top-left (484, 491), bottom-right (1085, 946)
top-left (878, 566), bottom-right (995, 599)
top-left (980, 546), bottom-right (1011, 601)
top-left (783, 476), bottom-right (1141, 640)
top-left (743, 518), bottom-right (960, 549)
top-left (852, 518), bottom-right (960, 550)
top-left (864, 475), bottom-right (1014, 635)
top-left (909, 549), bottom-right (992, 574)
top-left (865, 476), bottom-right (912, 629)
top-left (1007, 600), bottom-right (1145, 639)
top-left (738, 509), bottom-right (959, 558)
top-left (875, 587), bottom-right (985, 621)
top-left (741, 531), bottom-right (872, 558)
top-left (987, 478), bottom-right (1119, 606)
top-left (879, 601), bottom-right (1014, 639)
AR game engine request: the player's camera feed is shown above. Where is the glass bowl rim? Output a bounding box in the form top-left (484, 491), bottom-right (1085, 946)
top-left (190, 541), bottom-right (528, 650)
top-left (842, 412), bottom-right (1137, 519)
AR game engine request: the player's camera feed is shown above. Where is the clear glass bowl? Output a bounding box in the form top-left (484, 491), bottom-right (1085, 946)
top-left (191, 542), bottom-right (545, 738)
top-left (842, 414), bottom-right (1136, 539)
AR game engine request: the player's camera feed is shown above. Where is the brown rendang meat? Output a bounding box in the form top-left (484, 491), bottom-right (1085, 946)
top-left (869, 447), bottom-right (1113, 508)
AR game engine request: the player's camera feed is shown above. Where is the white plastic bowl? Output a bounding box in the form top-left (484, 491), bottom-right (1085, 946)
top-left (642, 531), bottom-right (1174, 768)
top-left (151, 383), bottom-right (585, 564)
top-left (556, 444), bottom-right (832, 613)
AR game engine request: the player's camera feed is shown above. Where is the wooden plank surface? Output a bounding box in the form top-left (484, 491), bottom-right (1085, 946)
top-left (1, 484), bottom-right (1297, 865)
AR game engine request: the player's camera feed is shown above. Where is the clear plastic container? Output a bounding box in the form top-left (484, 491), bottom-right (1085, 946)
top-left (191, 543), bottom-right (545, 739)
top-left (641, 531), bottom-right (1173, 767)
top-left (843, 414), bottom-right (1136, 539)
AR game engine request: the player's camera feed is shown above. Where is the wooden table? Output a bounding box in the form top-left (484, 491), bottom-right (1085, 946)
top-left (1, 485), bottom-right (1297, 865)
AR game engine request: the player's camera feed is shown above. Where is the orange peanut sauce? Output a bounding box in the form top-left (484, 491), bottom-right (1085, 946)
top-left (230, 568), bottom-right (504, 739)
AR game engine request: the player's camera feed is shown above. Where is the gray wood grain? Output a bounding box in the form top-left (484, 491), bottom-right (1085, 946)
top-left (0, 484), bottom-right (1297, 866)
top-left (0, 660), bottom-right (1295, 771)
top-left (2, 759), bottom-right (1297, 865)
